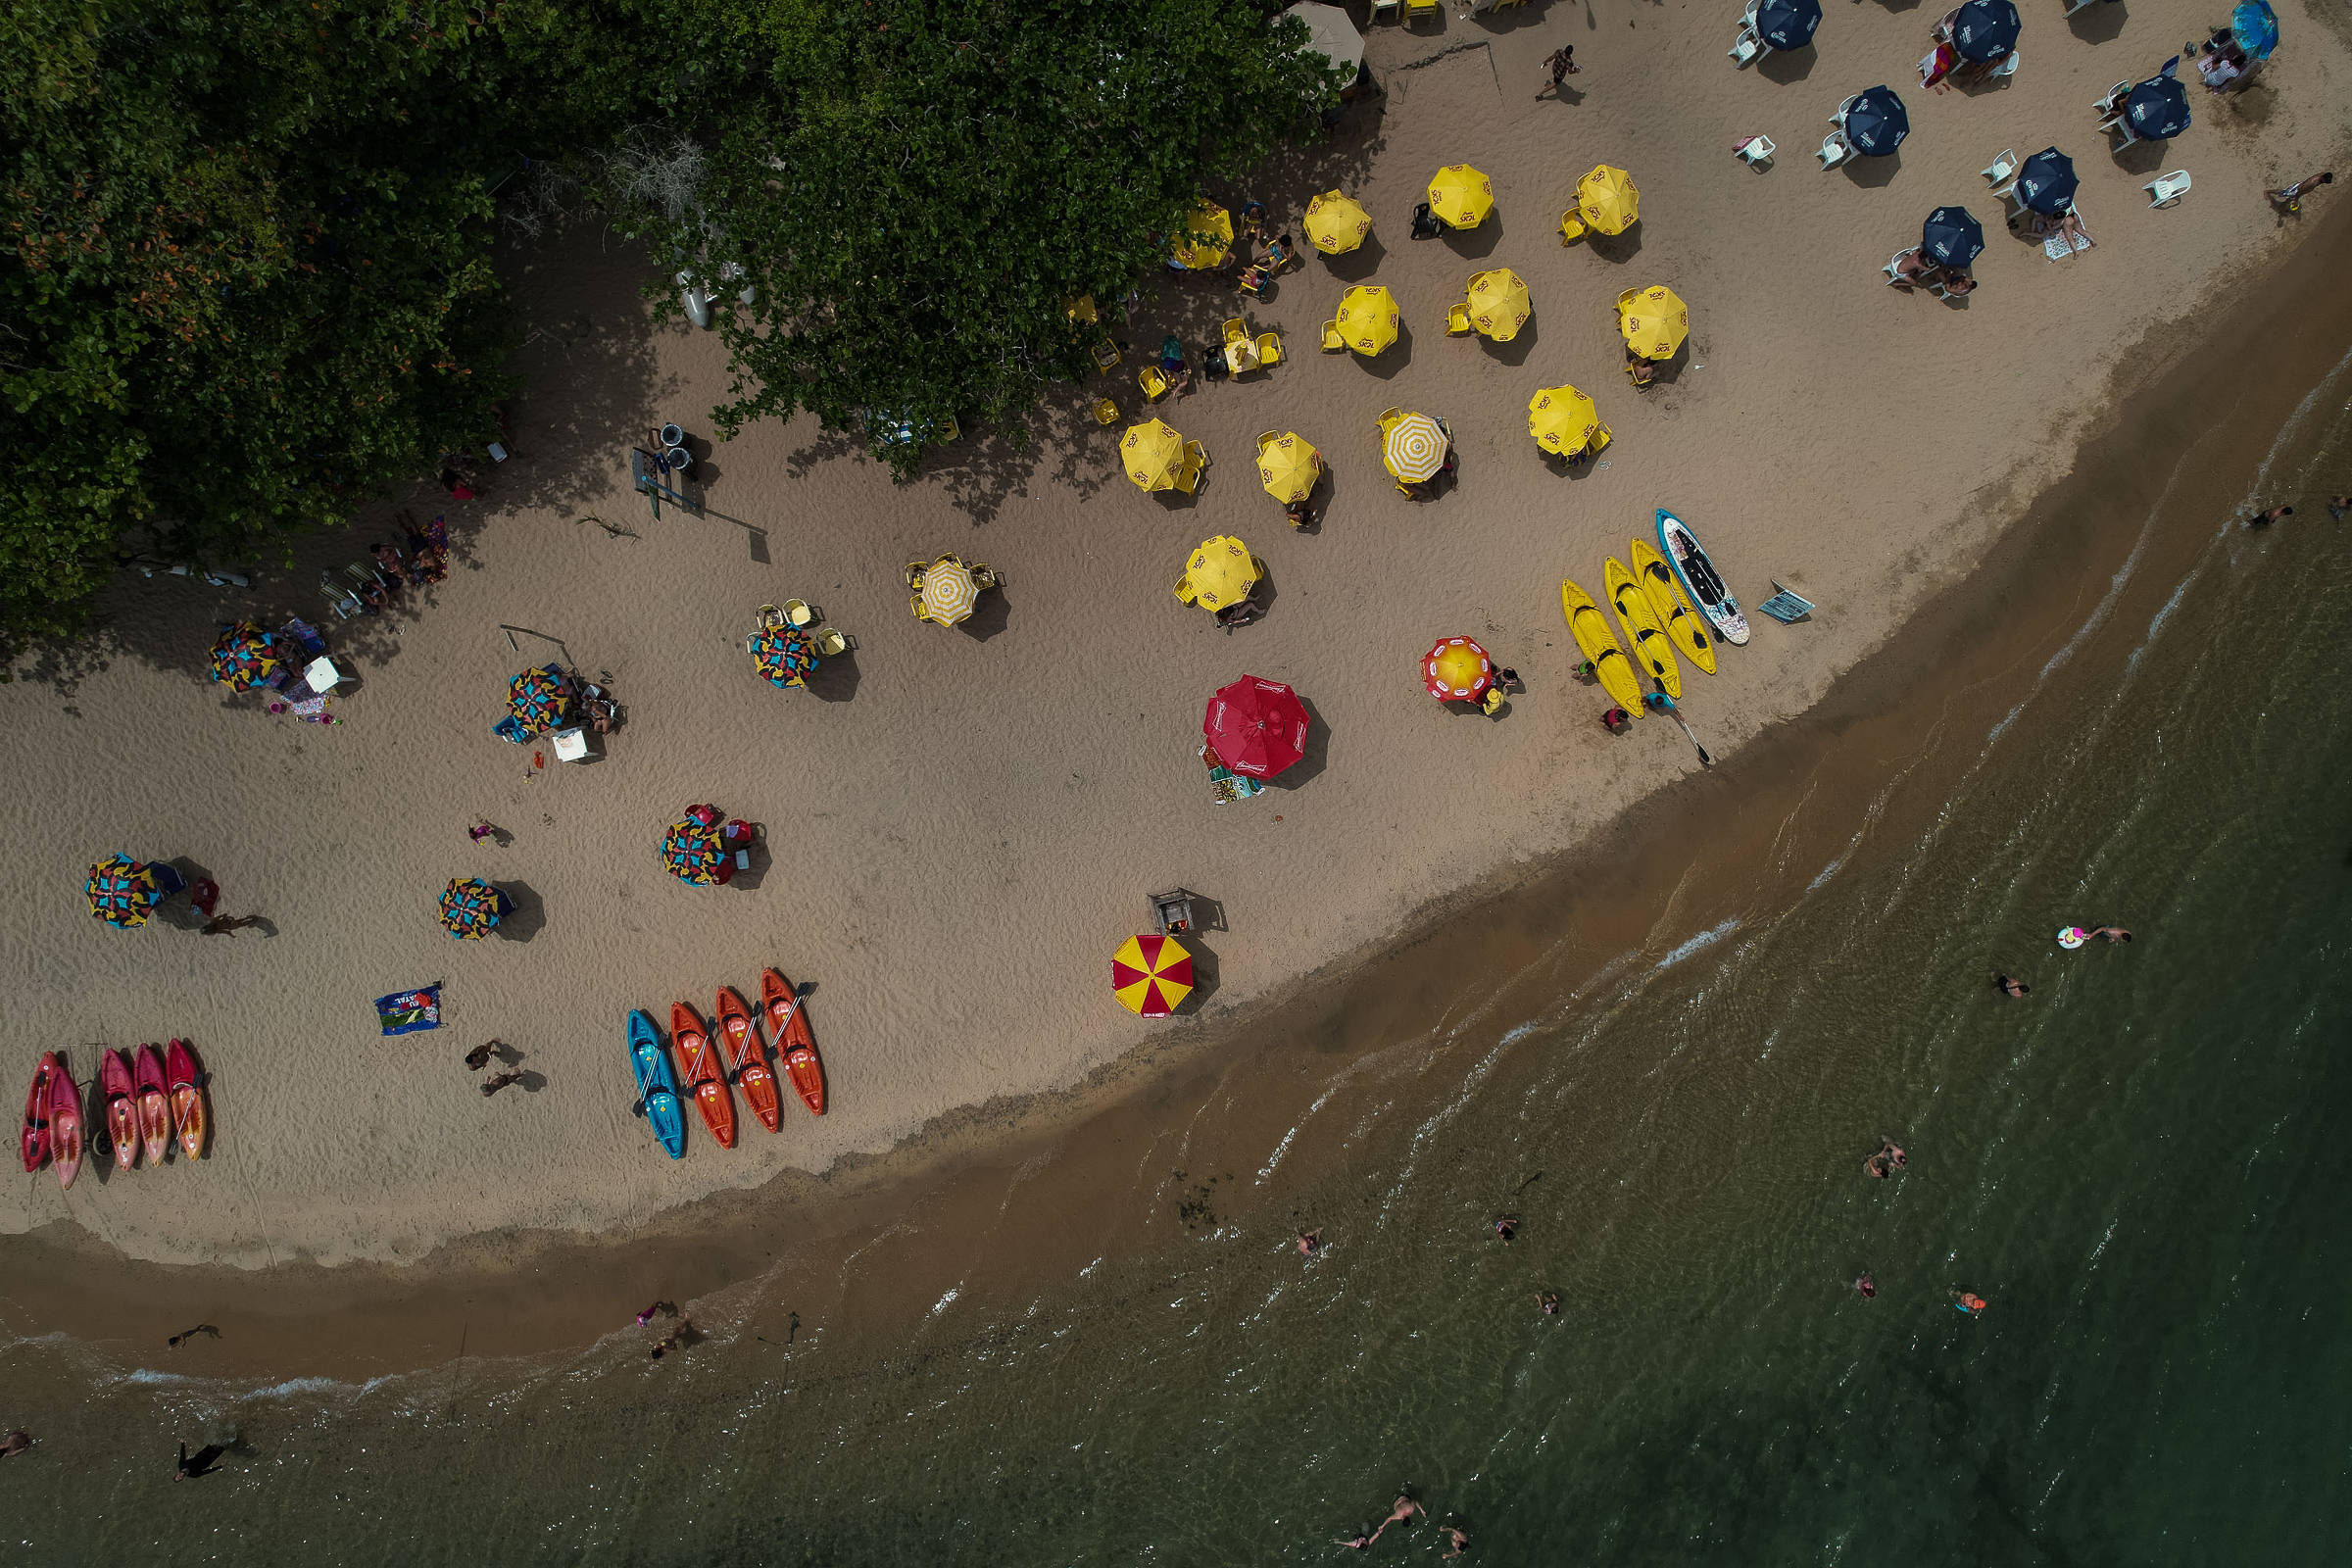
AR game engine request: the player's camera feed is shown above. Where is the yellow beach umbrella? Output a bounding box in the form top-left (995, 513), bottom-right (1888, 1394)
top-left (1619, 284), bottom-right (1690, 361)
top-left (1575, 165), bottom-right (1640, 235)
top-left (1175, 535), bottom-right (1261, 612)
top-left (1382, 414), bottom-right (1448, 483)
top-left (1123, 417), bottom-right (1186, 491)
top-left (1427, 164), bottom-right (1494, 229)
top-left (1171, 201), bottom-right (1234, 270)
top-left (1527, 385), bottom-right (1602, 455)
top-left (1302, 191), bottom-right (1372, 255)
top-left (1256, 432), bottom-right (1322, 504)
top-left (1465, 268), bottom-right (1531, 341)
top-left (1336, 284), bottom-right (1399, 356)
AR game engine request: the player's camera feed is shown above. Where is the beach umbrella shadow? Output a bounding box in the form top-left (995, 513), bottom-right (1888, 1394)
top-left (492, 880), bottom-right (546, 943)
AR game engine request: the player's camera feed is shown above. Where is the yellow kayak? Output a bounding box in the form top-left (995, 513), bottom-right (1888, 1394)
top-left (1605, 556), bottom-right (1680, 701)
top-left (1630, 538), bottom-right (1716, 676)
top-left (1560, 577), bottom-right (1645, 713)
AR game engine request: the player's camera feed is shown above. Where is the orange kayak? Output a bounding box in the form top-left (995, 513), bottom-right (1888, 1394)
top-left (167, 1039), bottom-right (207, 1161)
top-left (760, 967), bottom-right (825, 1116)
top-left (669, 1001), bottom-right (736, 1149)
top-left (133, 1045), bottom-right (171, 1167)
top-left (715, 986), bottom-right (781, 1134)
top-left (101, 1049), bottom-right (138, 1172)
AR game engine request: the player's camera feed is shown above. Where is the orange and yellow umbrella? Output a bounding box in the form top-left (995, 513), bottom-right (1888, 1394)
top-left (1427, 165), bottom-right (1494, 229)
top-left (1123, 417), bottom-right (1186, 491)
top-left (1112, 933), bottom-right (1195, 1017)
top-left (1466, 268), bottom-right (1531, 340)
top-left (1424, 636), bottom-right (1494, 703)
top-left (1336, 284), bottom-right (1399, 356)
top-left (1302, 191), bottom-right (1372, 255)
top-left (1619, 284), bottom-right (1690, 361)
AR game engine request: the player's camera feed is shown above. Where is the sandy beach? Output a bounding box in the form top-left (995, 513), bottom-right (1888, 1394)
top-left (5, 0), bottom-right (2348, 1277)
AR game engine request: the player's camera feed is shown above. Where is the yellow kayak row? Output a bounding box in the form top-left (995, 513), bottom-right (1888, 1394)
top-left (1562, 539), bottom-right (1720, 714)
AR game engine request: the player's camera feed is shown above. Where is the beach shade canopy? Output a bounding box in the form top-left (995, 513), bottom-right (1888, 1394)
top-left (438, 876), bottom-right (504, 940)
top-left (508, 665), bottom-right (574, 732)
top-left (1302, 191), bottom-right (1373, 255)
top-left (1921, 206), bottom-right (1985, 268)
top-left (1179, 535), bottom-right (1261, 612)
top-left (1335, 284), bottom-right (1399, 356)
top-left (2125, 74), bottom-right (2192, 139)
top-left (1424, 636), bottom-right (1494, 703)
top-left (1256, 432), bottom-right (1322, 504)
top-left (1844, 86), bottom-right (1910, 157)
top-left (1382, 414), bottom-right (1449, 483)
top-left (919, 558), bottom-right (981, 625)
top-left (662, 816), bottom-right (727, 885)
top-left (1203, 674), bottom-right (1311, 779)
top-left (1574, 165), bottom-right (1640, 235)
top-left (1286, 2), bottom-right (1364, 78)
top-left (1618, 284), bottom-right (1690, 361)
top-left (208, 621), bottom-right (281, 690)
top-left (1755, 0), bottom-right (1822, 51)
top-left (750, 624), bottom-right (819, 688)
top-left (1949, 0), bottom-right (2019, 61)
top-left (2014, 148), bottom-right (2079, 215)
top-left (1123, 416), bottom-right (1187, 491)
top-left (1112, 933), bottom-right (1195, 1017)
top-left (1171, 201), bottom-right (1234, 270)
top-left (85, 854), bottom-right (161, 928)
top-left (2230, 0), bottom-right (2278, 59)
top-left (1466, 268), bottom-right (1531, 341)
top-left (1528, 385), bottom-right (1602, 456)
top-left (1427, 165), bottom-right (1494, 229)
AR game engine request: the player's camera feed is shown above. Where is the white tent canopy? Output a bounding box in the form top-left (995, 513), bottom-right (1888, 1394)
top-left (1286, 2), bottom-right (1365, 79)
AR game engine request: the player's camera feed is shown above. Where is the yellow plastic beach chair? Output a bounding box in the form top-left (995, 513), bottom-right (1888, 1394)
top-left (1254, 332), bottom-right (1283, 368)
top-left (909, 595), bottom-right (932, 622)
top-left (1092, 340), bottom-right (1121, 371)
top-left (1376, 406), bottom-right (1403, 437)
top-left (1183, 440), bottom-right (1209, 473)
top-left (905, 563), bottom-right (928, 591)
top-left (1140, 366), bottom-right (1170, 401)
top-left (783, 599), bottom-right (815, 628)
top-left (1256, 430), bottom-right (1279, 454)
top-left (1589, 423), bottom-right (1613, 457)
top-left (1405, 0), bottom-right (1439, 25)
top-left (815, 629), bottom-right (851, 657)
top-left (1320, 318), bottom-right (1344, 352)
top-left (1172, 460), bottom-right (1203, 496)
top-left (1174, 575), bottom-right (1200, 605)
top-left (1093, 397), bottom-right (1119, 426)
top-left (1559, 211), bottom-right (1587, 245)
top-left (1445, 303), bottom-right (1472, 335)
top-left (1221, 317), bottom-right (1249, 347)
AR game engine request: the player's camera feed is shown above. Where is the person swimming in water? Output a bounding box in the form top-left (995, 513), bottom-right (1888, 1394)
top-left (1297, 1229), bottom-right (1322, 1258)
top-left (1994, 972), bottom-right (2031, 997)
top-left (2085, 926), bottom-right (2132, 943)
top-left (1951, 1290), bottom-right (1988, 1315)
top-left (1856, 1273), bottom-right (1877, 1298)
top-left (1492, 1215), bottom-right (1517, 1242)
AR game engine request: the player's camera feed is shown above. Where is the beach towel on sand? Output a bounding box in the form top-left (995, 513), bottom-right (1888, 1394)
top-left (375, 985), bottom-right (443, 1036)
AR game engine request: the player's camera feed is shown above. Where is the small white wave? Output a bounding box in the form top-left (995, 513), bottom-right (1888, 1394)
top-left (1254, 1126), bottom-right (1296, 1183)
top-left (930, 1286), bottom-right (961, 1316)
top-left (1653, 918), bottom-right (1740, 971)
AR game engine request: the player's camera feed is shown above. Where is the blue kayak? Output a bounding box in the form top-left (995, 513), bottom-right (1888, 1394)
top-left (628, 1009), bottom-right (687, 1158)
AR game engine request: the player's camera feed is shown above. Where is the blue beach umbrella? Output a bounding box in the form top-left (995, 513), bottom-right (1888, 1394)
top-left (2014, 148), bottom-right (2079, 215)
top-left (1755, 0), bottom-right (1822, 51)
top-left (2124, 75), bottom-right (2192, 140)
top-left (2230, 1), bottom-right (2278, 59)
top-left (1844, 87), bottom-right (1909, 158)
top-left (1951, 0), bottom-right (2020, 61)
top-left (1921, 207), bottom-right (1985, 269)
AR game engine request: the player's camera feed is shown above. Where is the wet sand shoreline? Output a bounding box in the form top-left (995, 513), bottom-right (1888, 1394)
top-left (9, 199), bottom-right (2347, 1384)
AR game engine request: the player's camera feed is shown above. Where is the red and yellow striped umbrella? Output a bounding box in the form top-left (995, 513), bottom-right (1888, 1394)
top-left (1111, 933), bottom-right (1195, 1017)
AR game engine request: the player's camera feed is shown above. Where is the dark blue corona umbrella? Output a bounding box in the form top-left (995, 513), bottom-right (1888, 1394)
top-left (1755, 0), bottom-right (1822, 51)
top-left (1951, 0), bottom-right (2021, 62)
top-left (1845, 86), bottom-right (1909, 157)
top-left (2014, 147), bottom-right (2079, 215)
top-left (1921, 207), bottom-right (1985, 269)
top-left (2124, 74), bottom-right (2192, 140)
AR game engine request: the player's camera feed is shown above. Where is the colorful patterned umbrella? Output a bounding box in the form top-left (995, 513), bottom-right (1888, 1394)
top-left (1424, 636), bottom-right (1494, 703)
top-left (208, 621), bottom-right (280, 690)
top-left (1466, 268), bottom-right (1531, 341)
top-left (1112, 933), bottom-right (1195, 1017)
top-left (1336, 285), bottom-right (1399, 357)
top-left (1619, 284), bottom-right (1690, 361)
top-left (86, 854), bottom-right (161, 928)
top-left (1528, 385), bottom-right (1603, 456)
top-left (1302, 191), bottom-right (1372, 255)
top-left (508, 666), bottom-right (573, 732)
top-left (438, 876), bottom-right (504, 939)
top-left (662, 816), bottom-right (727, 885)
top-left (1427, 165), bottom-right (1494, 229)
top-left (1382, 414), bottom-right (1448, 483)
top-left (920, 558), bottom-right (980, 625)
top-left (1203, 675), bottom-right (1310, 779)
top-left (751, 625), bottom-right (818, 688)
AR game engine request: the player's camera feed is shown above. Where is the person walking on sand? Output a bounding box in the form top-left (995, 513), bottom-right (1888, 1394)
top-left (464, 1041), bottom-right (502, 1072)
top-left (636, 1299), bottom-right (679, 1327)
top-left (2245, 506), bottom-right (2293, 527)
top-left (481, 1070), bottom-right (523, 1097)
top-left (1537, 45), bottom-right (1579, 99)
top-left (2267, 172), bottom-right (2333, 212)
top-left (469, 820), bottom-right (503, 843)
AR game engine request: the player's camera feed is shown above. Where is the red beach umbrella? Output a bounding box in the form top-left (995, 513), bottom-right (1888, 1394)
top-left (1202, 675), bottom-right (1310, 779)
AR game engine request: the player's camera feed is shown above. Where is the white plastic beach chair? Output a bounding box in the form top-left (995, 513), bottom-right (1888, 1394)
top-left (2062, 0), bottom-right (2099, 14)
top-left (2105, 114), bottom-right (2138, 149)
top-left (1730, 28), bottom-right (1763, 66)
top-left (1368, 0), bottom-right (1400, 20)
top-left (2093, 80), bottom-right (2130, 116)
top-left (550, 726), bottom-right (590, 762)
top-left (1884, 250), bottom-right (1910, 280)
top-left (1988, 51), bottom-right (2019, 79)
top-left (2144, 171), bottom-right (2191, 208)
top-left (1817, 130), bottom-right (1854, 171)
top-left (1735, 134), bottom-right (1776, 167)
top-left (1831, 93), bottom-right (1860, 126)
top-left (1982, 148), bottom-right (2018, 184)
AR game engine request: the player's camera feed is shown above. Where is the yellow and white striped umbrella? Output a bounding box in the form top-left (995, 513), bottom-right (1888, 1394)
top-left (1302, 191), bottom-right (1372, 254)
top-left (1427, 165), bottom-right (1494, 229)
top-left (1466, 268), bottom-right (1531, 341)
top-left (1619, 283), bottom-right (1690, 361)
top-left (919, 558), bottom-right (979, 625)
top-left (1382, 414), bottom-right (1448, 483)
top-left (1527, 385), bottom-right (1601, 455)
top-left (1335, 284), bottom-right (1399, 356)
top-left (1123, 417), bottom-right (1186, 491)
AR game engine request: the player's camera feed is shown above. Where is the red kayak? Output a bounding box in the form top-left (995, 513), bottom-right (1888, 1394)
top-left (715, 986), bottom-right (781, 1134)
top-left (50, 1055), bottom-right (84, 1190)
top-left (669, 1002), bottom-right (736, 1150)
top-left (167, 1039), bottom-right (208, 1161)
top-left (134, 1045), bottom-right (172, 1166)
top-left (21, 1053), bottom-right (60, 1172)
top-left (760, 967), bottom-right (826, 1116)
top-left (101, 1049), bottom-right (138, 1171)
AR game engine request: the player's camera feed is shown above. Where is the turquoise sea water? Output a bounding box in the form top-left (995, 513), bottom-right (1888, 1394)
top-left (7, 370), bottom-right (2352, 1563)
